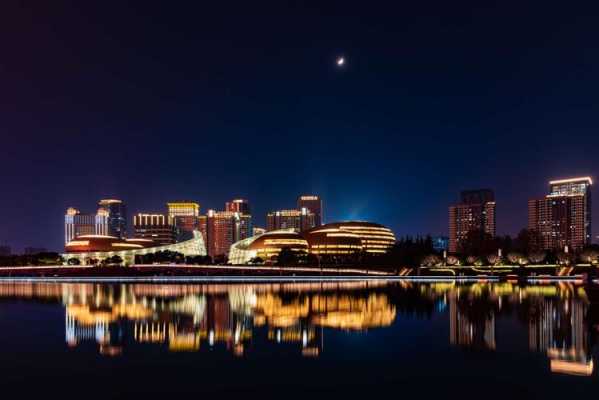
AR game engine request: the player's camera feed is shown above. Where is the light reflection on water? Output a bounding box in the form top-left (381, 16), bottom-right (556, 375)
top-left (0, 280), bottom-right (597, 378)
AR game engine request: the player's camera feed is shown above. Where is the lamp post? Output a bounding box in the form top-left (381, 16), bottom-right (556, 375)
top-left (443, 250), bottom-right (447, 267)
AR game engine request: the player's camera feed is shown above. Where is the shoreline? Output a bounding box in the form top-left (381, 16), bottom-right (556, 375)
top-left (0, 264), bottom-right (591, 283)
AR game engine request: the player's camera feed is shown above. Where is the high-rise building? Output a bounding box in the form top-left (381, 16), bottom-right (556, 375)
top-left (133, 213), bottom-right (177, 245)
top-left (528, 177), bottom-right (592, 251)
top-left (225, 199), bottom-right (250, 214)
top-left (448, 189), bottom-right (496, 253)
top-left (297, 195), bottom-right (323, 226)
top-left (98, 199), bottom-right (127, 238)
top-left (205, 210), bottom-right (252, 259)
top-left (65, 207), bottom-right (109, 244)
top-left (266, 209), bottom-right (317, 232)
top-left (167, 201), bottom-right (200, 242)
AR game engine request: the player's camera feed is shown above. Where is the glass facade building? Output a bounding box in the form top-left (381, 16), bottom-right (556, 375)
top-left (98, 199), bottom-right (127, 239)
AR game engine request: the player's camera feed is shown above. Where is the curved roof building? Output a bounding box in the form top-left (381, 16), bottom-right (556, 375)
top-left (228, 229), bottom-right (308, 265)
top-left (306, 222), bottom-right (396, 254)
top-left (63, 231), bottom-right (206, 265)
top-left (301, 228), bottom-right (364, 256)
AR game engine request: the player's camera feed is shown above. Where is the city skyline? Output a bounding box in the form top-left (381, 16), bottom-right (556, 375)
top-left (7, 176), bottom-right (599, 253)
top-left (3, 2), bottom-right (599, 252)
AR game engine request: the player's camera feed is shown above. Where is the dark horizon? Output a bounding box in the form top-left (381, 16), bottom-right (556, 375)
top-left (2, 1), bottom-right (599, 252)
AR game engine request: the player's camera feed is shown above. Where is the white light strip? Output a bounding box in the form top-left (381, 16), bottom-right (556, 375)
top-left (549, 177), bottom-right (593, 185)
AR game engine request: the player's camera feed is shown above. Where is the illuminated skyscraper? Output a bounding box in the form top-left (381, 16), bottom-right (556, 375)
top-left (297, 195), bottom-right (323, 226)
top-left (133, 213), bottom-right (177, 245)
top-left (225, 199), bottom-right (250, 214)
top-left (266, 209), bottom-right (316, 232)
top-left (205, 210), bottom-right (252, 259)
top-left (64, 207), bottom-right (109, 244)
top-left (528, 177), bottom-right (592, 251)
top-left (98, 199), bottom-right (127, 238)
top-left (448, 189), bottom-right (496, 253)
top-left (167, 201), bottom-right (200, 242)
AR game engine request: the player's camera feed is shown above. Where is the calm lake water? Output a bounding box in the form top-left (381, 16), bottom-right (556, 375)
top-left (1, 279), bottom-right (598, 398)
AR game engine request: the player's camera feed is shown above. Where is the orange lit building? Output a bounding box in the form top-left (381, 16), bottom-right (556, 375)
top-left (266, 209), bottom-right (316, 232)
top-left (309, 221), bottom-right (396, 254)
top-left (64, 207), bottom-right (110, 244)
top-left (167, 201), bottom-right (200, 242)
top-left (297, 195), bottom-right (323, 226)
top-left (63, 232), bottom-right (206, 264)
top-left (225, 199), bottom-right (250, 214)
top-left (133, 213), bottom-right (177, 245)
top-left (449, 189), bottom-right (496, 253)
top-left (205, 210), bottom-right (252, 259)
top-left (528, 177), bottom-right (592, 251)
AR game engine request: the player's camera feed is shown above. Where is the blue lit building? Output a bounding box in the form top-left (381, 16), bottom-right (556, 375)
top-left (433, 236), bottom-right (449, 252)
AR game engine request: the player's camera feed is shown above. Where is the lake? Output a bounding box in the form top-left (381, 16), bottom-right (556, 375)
top-left (0, 279), bottom-right (597, 399)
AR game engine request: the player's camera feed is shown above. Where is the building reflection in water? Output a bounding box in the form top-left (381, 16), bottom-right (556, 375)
top-left (0, 281), bottom-right (395, 358)
top-left (425, 282), bottom-right (594, 376)
top-left (0, 280), bottom-right (597, 376)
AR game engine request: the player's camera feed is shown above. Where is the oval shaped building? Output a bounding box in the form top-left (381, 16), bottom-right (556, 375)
top-left (228, 229), bottom-right (308, 265)
top-left (305, 221), bottom-right (396, 254)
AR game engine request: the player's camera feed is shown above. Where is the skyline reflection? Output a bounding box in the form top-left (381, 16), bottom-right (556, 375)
top-left (0, 280), bottom-right (597, 376)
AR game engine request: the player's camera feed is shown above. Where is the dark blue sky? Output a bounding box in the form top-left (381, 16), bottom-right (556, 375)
top-left (2, 1), bottom-right (599, 252)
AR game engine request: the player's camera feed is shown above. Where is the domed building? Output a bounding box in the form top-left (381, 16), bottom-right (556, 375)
top-left (306, 221), bottom-right (396, 254)
top-left (228, 229), bottom-right (308, 265)
top-left (301, 228), bottom-right (364, 256)
top-left (64, 235), bottom-right (155, 253)
top-left (63, 231), bottom-right (206, 265)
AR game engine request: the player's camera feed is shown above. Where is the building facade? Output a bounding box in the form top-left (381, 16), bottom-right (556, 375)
top-left (297, 195), bottom-right (323, 226)
top-left (229, 220), bottom-right (396, 264)
top-left (167, 201), bottom-right (200, 242)
top-left (98, 199), bottom-right (127, 238)
top-left (133, 213), bottom-right (177, 245)
top-left (63, 232), bottom-right (206, 265)
top-left (448, 189), bottom-right (496, 253)
top-left (205, 210), bottom-right (252, 259)
top-left (266, 209), bottom-right (317, 232)
top-left (229, 229), bottom-right (309, 265)
top-left (307, 221), bottom-right (396, 254)
top-left (528, 177), bottom-right (592, 251)
top-left (65, 207), bottom-right (110, 244)
top-left (225, 199), bottom-right (250, 214)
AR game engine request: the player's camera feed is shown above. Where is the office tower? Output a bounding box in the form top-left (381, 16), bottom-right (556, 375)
top-left (133, 213), bottom-right (177, 245)
top-left (225, 199), bottom-right (250, 214)
top-left (528, 177), bottom-right (592, 251)
top-left (167, 201), bottom-right (200, 242)
top-left (297, 195), bottom-right (323, 226)
top-left (266, 209), bottom-right (317, 232)
top-left (98, 199), bottom-right (127, 238)
top-left (205, 210), bottom-right (252, 259)
top-left (0, 246), bottom-right (10, 257)
top-left (65, 207), bottom-right (109, 244)
top-left (448, 189), bottom-right (496, 253)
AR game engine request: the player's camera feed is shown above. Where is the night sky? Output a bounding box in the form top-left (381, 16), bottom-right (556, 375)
top-left (2, 1), bottom-right (599, 252)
